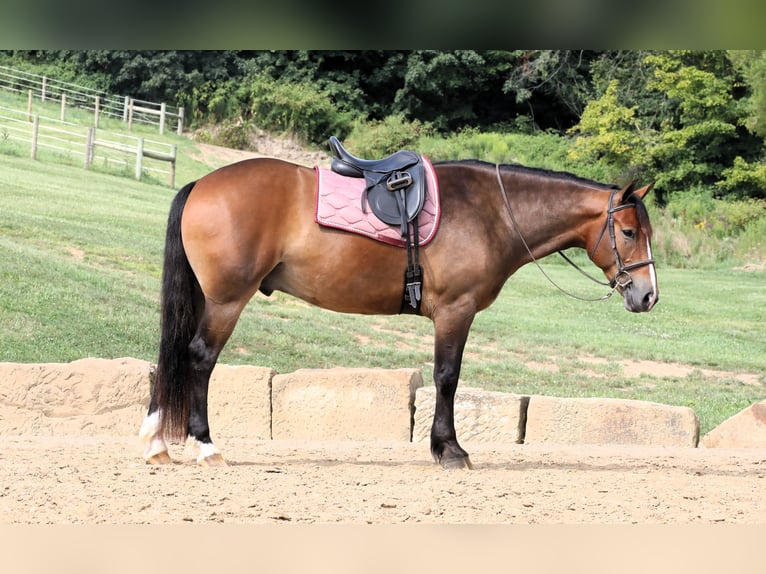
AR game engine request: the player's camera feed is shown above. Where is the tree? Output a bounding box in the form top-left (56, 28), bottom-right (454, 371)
top-left (567, 80), bottom-right (644, 180)
top-left (503, 50), bottom-right (600, 129)
top-left (729, 50), bottom-right (766, 137)
top-left (391, 50), bottom-right (517, 131)
top-left (568, 51), bottom-right (762, 198)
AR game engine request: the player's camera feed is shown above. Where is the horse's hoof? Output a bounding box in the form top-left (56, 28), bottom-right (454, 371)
top-left (197, 453), bottom-right (228, 467)
top-left (146, 451), bottom-right (172, 465)
top-left (440, 455), bottom-right (473, 471)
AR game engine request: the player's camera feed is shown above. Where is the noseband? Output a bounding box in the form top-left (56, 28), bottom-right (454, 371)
top-left (495, 164), bottom-right (654, 301)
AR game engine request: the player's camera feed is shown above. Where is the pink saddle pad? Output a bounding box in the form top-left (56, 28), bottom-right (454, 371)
top-left (314, 155), bottom-right (440, 247)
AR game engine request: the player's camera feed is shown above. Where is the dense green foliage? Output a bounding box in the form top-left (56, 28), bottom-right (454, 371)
top-left (1, 50), bottom-right (764, 268)
top-left (569, 52), bottom-right (765, 200)
top-left (4, 50), bottom-right (764, 200)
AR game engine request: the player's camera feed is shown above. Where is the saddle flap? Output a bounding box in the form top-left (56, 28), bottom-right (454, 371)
top-left (364, 162), bottom-right (426, 227)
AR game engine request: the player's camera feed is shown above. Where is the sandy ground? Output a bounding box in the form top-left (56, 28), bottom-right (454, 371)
top-left (1, 435), bottom-right (764, 524)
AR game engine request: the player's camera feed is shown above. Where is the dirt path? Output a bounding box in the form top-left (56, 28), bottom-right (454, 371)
top-left (2, 435), bottom-right (764, 524)
top-left (188, 137), bottom-right (329, 169)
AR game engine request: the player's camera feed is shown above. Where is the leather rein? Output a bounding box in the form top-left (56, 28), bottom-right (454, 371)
top-left (494, 164), bottom-right (655, 302)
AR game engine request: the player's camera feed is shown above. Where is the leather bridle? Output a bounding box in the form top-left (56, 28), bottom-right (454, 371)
top-left (583, 187), bottom-right (656, 290)
top-left (495, 164), bottom-right (655, 301)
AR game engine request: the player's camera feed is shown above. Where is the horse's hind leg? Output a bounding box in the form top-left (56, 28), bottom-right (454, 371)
top-left (140, 397), bottom-right (172, 464)
top-left (185, 298), bottom-right (246, 466)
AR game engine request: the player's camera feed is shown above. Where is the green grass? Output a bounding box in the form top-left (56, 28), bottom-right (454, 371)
top-left (1, 149), bottom-right (764, 436)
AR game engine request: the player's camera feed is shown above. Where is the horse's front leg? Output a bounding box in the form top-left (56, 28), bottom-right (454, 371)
top-left (430, 306), bottom-right (476, 470)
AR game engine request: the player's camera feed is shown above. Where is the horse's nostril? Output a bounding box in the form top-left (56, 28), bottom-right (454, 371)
top-left (643, 290), bottom-right (656, 309)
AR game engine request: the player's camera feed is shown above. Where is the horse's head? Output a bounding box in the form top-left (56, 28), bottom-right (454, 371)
top-left (588, 182), bottom-right (659, 313)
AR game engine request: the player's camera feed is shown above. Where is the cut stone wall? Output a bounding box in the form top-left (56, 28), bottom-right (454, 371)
top-left (3, 360), bottom-right (762, 450)
top-left (208, 364), bottom-right (274, 440)
top-left (701, 400), bottom-right (766, 448)
top-left (0, 357), bottom-right (152, 435)
top-left (412, 386), bottom-right (528, 444)
top-left (271, 367), bottom-right (422, 441)
top-left (524, 396), bottom-right (700, 447)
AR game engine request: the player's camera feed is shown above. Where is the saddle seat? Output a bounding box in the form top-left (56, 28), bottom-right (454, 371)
top-left (329, 135), bottom-right (419, 177)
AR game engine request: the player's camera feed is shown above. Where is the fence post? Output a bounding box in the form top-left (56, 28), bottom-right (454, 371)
top-left (177, 107), bottom-right (184, 135)
top-left (41, 76), bottom-right (47, 101)
top-left (135, 137), bottom-right (144, 180)
top-left (159, 102), bottom-right (166, 135)
top-left (27, 89), bottom-right (33, 121)
top-left (123, 96), bottom-right (129, 122)
top-left (94, 96), bottom-right (100, 129)
top-left (31, 114), bottom-right (39, 159)
top-left (60, 93), bottom-right (66, 122)
top-left (84, 127), bottom-right (95, 169)
top-left (170, 144), bottom-right (177, 187)
top-left (128, 98), bottom-right (134, 131)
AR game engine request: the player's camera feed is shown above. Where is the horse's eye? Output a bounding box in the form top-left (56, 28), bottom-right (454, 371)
top-left (622, 229), bottom-right (636, 240)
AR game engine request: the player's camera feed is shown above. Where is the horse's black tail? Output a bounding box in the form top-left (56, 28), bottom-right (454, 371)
top-left (155, 181), bottom-right (199, 441)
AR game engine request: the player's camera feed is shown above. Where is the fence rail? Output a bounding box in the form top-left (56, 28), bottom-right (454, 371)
top-left (0, 65), bottom-right (184, 135)
top-left (0, 105), bottom-right (177, 187)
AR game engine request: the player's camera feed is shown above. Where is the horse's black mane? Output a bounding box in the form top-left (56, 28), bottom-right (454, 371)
top-left (435, 158), bottom-right (620, 191)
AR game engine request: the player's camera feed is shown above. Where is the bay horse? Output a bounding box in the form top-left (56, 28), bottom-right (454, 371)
top-left (139, 155), bottom-right (658, 469)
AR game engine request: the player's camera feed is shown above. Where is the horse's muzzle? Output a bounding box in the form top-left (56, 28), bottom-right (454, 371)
top-left (623, 279), bottom-right (658, 313)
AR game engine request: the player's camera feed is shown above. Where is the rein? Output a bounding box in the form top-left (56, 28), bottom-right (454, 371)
top-left (494, 164), bottom-right (652, 302)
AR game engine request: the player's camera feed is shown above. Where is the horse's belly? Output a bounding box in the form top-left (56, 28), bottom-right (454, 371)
top-left (262, 234), bottom-right (409, 315)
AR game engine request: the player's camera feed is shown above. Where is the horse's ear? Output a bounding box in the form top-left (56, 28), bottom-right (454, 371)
top-left (632, 181), bottom-right (655, 200)
top-left (619, 180), bottom-right (637, 203)
top-left (620, 180), bottom-right (654, 203)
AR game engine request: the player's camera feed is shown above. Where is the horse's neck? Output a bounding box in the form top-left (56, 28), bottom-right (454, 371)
top-left (506, 181), bottom-right (604, 261)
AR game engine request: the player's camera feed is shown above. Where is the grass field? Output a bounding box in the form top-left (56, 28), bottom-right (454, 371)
top-left (1, 148), bottom-right (764, 436)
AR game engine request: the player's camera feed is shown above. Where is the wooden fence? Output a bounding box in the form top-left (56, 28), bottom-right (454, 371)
top-left (0, 65), bottom-right (184, 135)
top-left (0, 105), bottom-right (177, 187)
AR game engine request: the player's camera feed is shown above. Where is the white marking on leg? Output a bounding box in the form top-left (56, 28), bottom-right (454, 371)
top-left (187, 436), bottom-right (221, 464)
top-left (194, 439), bottom-right (221, 463)
top-left (139, 411), bottom-right (169, 460)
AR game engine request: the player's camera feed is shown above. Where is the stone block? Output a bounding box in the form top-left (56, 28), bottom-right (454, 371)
top-left (701, 400), bottom-right (766, 448)
top-left (271, 368), bottom-right (422, 441)
top-left (208, 364), bottom-right (274, 439)
top-left (412, 386), bottom-right (528, 444)
top-left (524, 396), bottom-right (699, 447)
top-left (0, 357), bottom-right (152, 435)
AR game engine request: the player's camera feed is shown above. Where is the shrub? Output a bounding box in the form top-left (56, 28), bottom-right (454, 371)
top-left (666, 188), bottom-right (766, 239)
top-left (654, 187), bottom-right (766, 268)
top-left (185, 76), bottom-right (357, 146)
top-left (716, 156), bottom-right (766, 199)
top-left (418, 128), bottom-right (615, 182)
top-left (735, 216), bottom-right (766, 263)
top-left (344, 114), bottom-right (433, 157)
top-left (240, 77), bottom-right (356, 146)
